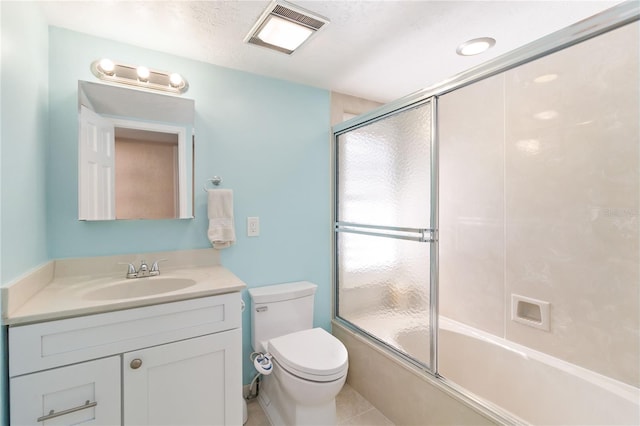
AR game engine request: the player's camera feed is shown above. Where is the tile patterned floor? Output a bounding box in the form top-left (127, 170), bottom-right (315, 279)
top-left (245, 383), bottom-right (394, 426)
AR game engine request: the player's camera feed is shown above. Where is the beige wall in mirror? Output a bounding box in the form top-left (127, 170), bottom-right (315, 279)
top-left (78, 81), bottom-right (194, 221)
top-left (115, 129), bottom-right (179, 219)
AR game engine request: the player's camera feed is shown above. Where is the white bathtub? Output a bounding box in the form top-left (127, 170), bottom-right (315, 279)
top-left (393, 319), bottom-right (640, 425)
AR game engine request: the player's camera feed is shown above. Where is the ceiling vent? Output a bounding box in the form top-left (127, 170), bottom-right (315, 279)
top-left (245, 0), bottom-right (329, 55)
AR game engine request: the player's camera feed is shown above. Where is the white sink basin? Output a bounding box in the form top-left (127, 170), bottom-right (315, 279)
top-left (84, 277), bottom-right (197, 300)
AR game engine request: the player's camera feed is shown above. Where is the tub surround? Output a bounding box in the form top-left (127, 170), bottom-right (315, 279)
top-left (332, 322), bottom-right (500, 426)
top-left (2, 248), bottom-right (246, 325)
top-left (437, 318), bottom-right (640, 425)
top-left (439, 19), bottom-right (639, 387)
top-left (339, 313), bottom-right (640, 425)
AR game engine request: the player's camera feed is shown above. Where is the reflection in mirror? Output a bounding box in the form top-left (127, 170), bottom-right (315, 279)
top-left (114, 127), bottom-right (179, 219)
top-left (78, 81), bottom-right (195, 221)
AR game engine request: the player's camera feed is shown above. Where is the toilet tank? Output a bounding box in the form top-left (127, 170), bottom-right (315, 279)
top-left (248, 281), bottom-right (317, 353)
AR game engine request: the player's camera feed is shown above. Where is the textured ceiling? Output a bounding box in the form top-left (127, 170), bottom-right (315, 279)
top-left (40, 1), bottom-right (621, 103)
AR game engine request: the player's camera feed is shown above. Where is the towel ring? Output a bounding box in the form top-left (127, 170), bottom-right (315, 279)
top-left (203, 176), bottom-right (222, 192)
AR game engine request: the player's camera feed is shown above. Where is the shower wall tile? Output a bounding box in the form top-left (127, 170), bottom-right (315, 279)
top-left (439, 74), bottom-right (506, 337)
top-left (504, 21), bottom-right (639, 387)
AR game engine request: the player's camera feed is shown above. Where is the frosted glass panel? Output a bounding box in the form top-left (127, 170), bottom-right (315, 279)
top-left (337, 230), bottom-right (431, 366)
top-left (335, 98), bottom-right (434, 368)
top-left (337, 102), bottom-right (432, 228)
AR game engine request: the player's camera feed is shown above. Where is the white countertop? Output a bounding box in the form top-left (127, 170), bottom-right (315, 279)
top-left (4, 251), bottom-right (246, 326)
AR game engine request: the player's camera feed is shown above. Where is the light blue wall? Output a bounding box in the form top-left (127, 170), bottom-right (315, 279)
top-left (47, 28), bottom-right (331, 384)
top-left (1, 3), bottom-right (49, 284)
top-left (1, 2), bottom-right (50, 423)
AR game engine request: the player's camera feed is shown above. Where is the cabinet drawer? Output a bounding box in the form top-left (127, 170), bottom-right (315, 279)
top-left (10, 356), bottom-right (121, 426)
top-left (9, 292), bottom-right (241, 377)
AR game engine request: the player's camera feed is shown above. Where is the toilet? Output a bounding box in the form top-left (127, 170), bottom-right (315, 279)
top-left (248, 281), bottom-right (348, 426)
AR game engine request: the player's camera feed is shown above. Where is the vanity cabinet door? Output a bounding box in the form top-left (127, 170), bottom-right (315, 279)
top-left (123, 328), bottom-right (242, 425)
top-left (10, 356), bottom-right (121, 426)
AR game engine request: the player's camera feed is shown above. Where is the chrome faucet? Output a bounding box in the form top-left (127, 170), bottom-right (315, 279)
top-left (137, 260), bottom-right (150, 277)
top-left (123, 259), bottom-right (166, 279)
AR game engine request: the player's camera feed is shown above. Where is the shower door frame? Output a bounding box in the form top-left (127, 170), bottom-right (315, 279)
top-left (332, 96), bottom-right (439, 375)
top-left (331, 0), bottom-right (639, 421)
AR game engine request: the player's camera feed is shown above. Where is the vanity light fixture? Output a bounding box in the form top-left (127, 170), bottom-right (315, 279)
top-left (456, 37), bottom-right (496, 56)
top-left (91, 59), bottom-right (189, 94)
top-left (245, 0), bottom-right (329, 55)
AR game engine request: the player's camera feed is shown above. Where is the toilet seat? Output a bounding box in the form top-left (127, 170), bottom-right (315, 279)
top-left (268, 328), bottom-right (348, 382)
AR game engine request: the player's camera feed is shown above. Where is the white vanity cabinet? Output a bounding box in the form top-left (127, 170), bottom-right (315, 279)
top-left (10, 356), bottom-right (121, 425)
top-left (8, 292), bottom-right (242, 426)
top-left (123, 330), bottom-right (240, 425)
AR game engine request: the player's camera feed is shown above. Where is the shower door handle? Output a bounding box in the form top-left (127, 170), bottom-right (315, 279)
top-left (334, 222), bottom-right (437, 243)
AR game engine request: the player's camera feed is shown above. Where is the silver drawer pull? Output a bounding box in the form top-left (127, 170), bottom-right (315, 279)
top-left (130, 358), bottom-right (143, 369)
top-left (37, 400), bottom-right (97, 422)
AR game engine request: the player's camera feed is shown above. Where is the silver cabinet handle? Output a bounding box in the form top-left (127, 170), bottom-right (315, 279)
top-left (130, 358), bottom-right (143, 369)
top-left (36, 400), bottom-right (97, 422)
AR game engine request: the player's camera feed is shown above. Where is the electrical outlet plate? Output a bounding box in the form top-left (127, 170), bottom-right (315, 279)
top-left (247, 217), bottom-right (260, 237)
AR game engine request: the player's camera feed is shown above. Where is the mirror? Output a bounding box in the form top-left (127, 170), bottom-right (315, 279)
top-left (78, 81), bottom-right (195, 220)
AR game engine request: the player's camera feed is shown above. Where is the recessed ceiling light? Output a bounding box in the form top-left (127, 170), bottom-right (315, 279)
top-left (245, 0), bottom-right (329, 55)
top-left (456, 37), bottom-right (496, 56)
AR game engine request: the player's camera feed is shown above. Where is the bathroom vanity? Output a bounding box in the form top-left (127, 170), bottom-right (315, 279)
top-left (2, 250), bottom-right (245, 425)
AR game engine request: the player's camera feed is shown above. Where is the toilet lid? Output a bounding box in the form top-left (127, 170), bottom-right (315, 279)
top-left (268, 328), bottom-right (348, 382)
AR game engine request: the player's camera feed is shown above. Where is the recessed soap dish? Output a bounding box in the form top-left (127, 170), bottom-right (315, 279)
top-left (511, 294), bottom-right (550, 331)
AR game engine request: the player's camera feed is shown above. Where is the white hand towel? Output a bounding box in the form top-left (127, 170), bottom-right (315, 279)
top-left (207, 189), bottom-right (236, 249)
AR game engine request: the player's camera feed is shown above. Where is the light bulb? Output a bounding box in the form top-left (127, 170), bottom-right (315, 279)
top-left (169, 73), bottom-right (183, 87)
top-left (99, 58), bottom-right (115, 75)
top-left (137, 66), bottom-right (150, 81)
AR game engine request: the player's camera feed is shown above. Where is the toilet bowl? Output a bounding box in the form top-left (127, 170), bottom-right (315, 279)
top-left (248, 282), bottom-right (349, 425)
top-left (260, 328), bottom-right (348, 425)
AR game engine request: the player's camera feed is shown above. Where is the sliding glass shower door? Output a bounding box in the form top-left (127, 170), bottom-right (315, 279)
top-left (334, 98), bottom-right (437, 370)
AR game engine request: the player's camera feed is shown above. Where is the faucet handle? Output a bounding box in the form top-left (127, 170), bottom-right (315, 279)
top-left (150, 259), bottom-right (168, 275)
top-left (119, 262), bottom-right (137, 279)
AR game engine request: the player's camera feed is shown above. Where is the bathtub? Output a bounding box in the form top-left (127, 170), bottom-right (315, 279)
top-left (391, 318), bottom-right (640, 425)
